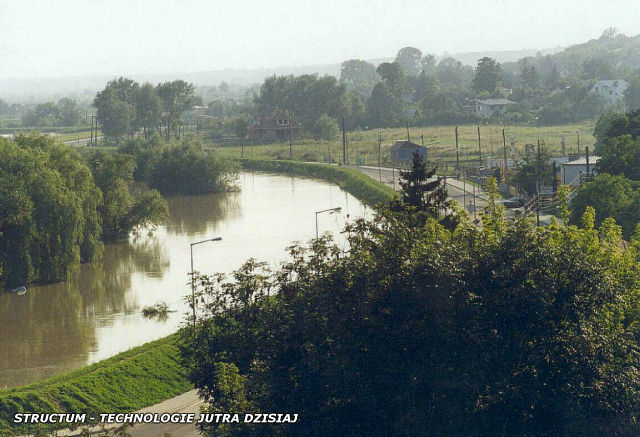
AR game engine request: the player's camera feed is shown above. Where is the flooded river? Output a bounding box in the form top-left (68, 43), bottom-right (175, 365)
top-left (0, 172), bottom-right (366, 389)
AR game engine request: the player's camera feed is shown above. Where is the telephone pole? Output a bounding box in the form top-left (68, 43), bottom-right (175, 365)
top-left (289, 125), bottom-right (293, 160)
top-left (455, 126), bottom-right (460, 177)
top-left (477, 125), bottom-right (482, 171)
top-left (502, 128), bottom-right (508, 187)
top-left (378, 133), bottom-right (382, 182)
top-left (536, 139), bottom-right (541, 227)
top-left (342, 118), bottom-right (347, 165)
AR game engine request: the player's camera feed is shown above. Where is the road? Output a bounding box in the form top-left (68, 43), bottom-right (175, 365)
top-left (40, 390), bottom-right (203, 437)
top-left (63, 136), bottom-right (103, 146)
top-left (353, 165), bottom-right (488, 215)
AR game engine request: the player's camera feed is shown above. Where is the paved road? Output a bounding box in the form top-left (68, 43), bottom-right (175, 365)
top-left (353, 165), bottom-right (487, 215)
top-left (63, 136), bottom-right (103, 146)
top-left (43, 390), bottom-right (203, 437)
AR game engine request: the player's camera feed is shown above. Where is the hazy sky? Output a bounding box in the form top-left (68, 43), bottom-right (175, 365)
top-left (1, 0), bottom-right (639, 79)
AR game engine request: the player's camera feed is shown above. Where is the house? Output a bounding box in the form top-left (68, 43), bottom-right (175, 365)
top-left (390, 140), bottom-right (427, 163)
top-left (590, 80), bottom-right (628, 106)
top-left (559, 155), bottom-right (600, 185)
top-left (475, 98), bottom-right (514, 118)
top-left (247, 110), bottom-right (302, 141)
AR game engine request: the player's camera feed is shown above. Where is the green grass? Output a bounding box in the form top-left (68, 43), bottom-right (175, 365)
top-left (238, 158), bottom-right (400, 206)
top-left (214, 122), bottom-right (596, 166)
top-left (0, 335), bottom-right (191, 436)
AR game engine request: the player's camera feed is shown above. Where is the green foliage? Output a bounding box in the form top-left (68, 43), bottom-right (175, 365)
top-left (339, 59), bottom-right (379, 96)
top-left (512, 143), bottom-right (554, 195)
top-left (399, 151), bottom-right (447, 213)
top-left (394, 47), bottom-right (423, 77)
top-left (0, 335), bottom-right (190, 435)
top-left (21, 98), bottom-right (82, 127)
top-left (0, 134), bottom-right (103, 288)
top-left (85, 150), bottom-right (168, 238)
top-left (93, 77), bottom-right (195, 141)
top-left (570, 173), bottom-right (640, 238)
top-left (366, 82), bottom-right (400, 128)
top-left (473, 57), bottom-right (502, 93)
top-left (146, 141), bottom-right (238, 195)
top-left (309, 114), bottom-right (339, 141)
top-left (181, 208), bottom-right (640, 437)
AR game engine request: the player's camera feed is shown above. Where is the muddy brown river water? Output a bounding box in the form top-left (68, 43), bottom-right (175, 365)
top-left (0, 172), bottom-right (366, 389)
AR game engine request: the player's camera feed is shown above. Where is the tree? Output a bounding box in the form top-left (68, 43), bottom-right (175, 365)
top-left (513, 144), bottom-right (553, 195)
top-left (181, 203), bottom-right (640, 437)
top-left (366, 82), bottom-right (400, 128)
top-left (473, 57), bottom-right (502, 93)
top-left (399, 152), bottom-right (447, 213)
top-left (394, 47), bottom-right (423, 77)
top-left (136, 83), bottom-right (163, 137)
top-left (96, 98), bottom-right (135, 140)
top-left (57, 98), bottom-right (82, 126)
top-left (376, 62), bottom-right (406, 98)
top-left (156, 80), bottom-right (196, 140)
top-left (339, 59), bottom-right (379, 96)
top-left (232, 114), bottom-right (250, 139)
top-left (570, 173), bottom-right (639, 238)
top-left (310, 114), bottom-right (338, 141)
top-left (624, 74), bottom-right (640, 110)
top-left (0, 134), bottom-right (103, 288)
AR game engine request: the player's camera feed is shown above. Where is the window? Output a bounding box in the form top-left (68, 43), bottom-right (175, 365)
top-left (276, 119), bottom-right (290, 126)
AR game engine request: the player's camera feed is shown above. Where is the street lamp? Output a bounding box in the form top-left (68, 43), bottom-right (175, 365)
top-left (315, 207), bottom-right (342, 239)
top-left (190, 237), bottom-right (222, 338)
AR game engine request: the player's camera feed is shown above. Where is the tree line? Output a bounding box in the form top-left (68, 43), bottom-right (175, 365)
top-left (93, 78), bottom-right (200, 141)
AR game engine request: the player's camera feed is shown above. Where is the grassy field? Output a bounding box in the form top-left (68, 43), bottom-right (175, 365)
top-left (0, 335), bottom-right (190, 436)
top-left (213, 123), bottom-right (596, 167)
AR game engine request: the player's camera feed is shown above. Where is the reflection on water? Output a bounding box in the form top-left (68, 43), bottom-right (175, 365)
top-left (0, 172), bottom-right (365, 389)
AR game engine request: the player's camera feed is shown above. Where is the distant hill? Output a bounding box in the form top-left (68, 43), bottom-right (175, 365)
top-left (507, 33), bottom-right (640, 74)
top-left (9, 38), bottom-right (637, 103)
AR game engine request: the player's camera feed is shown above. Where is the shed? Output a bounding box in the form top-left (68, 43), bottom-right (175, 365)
top-left (391, 140), bottom-right (427, 163)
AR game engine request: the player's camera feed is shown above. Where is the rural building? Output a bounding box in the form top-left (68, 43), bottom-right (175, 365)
top-left (590, 80), bottom-right (628, 106)
top-left (475, 98), bottom-right (514, 118)
top-left (559, 155), bottom-right (600, 185)
top-left (391, 140), bottom-right (427, 163)
top-left (248, 110), bottom-right (302, 141)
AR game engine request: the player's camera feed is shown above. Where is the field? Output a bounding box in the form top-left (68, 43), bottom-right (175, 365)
top-left (213, 123), bottom-right (596, 168)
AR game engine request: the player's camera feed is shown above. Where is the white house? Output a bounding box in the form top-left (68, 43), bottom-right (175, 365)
top-left (475, 98), bottom-right (514, 118)
top-left (590, 80), bottom-right (628, 106)
top-left (559, 156), bottom-right (600, 185)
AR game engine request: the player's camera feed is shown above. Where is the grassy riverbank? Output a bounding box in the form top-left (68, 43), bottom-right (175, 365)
top-left (238, 158), bottom-right (400, 205)
top-left (0, 335), bottom-right (190, 436)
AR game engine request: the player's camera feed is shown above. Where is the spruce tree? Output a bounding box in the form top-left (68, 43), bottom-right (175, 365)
top-left (399, 151), bottom-right (448, 213)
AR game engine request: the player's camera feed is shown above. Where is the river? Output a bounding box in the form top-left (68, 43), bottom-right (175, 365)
top-left (0, 171), bottom-right (367, 389)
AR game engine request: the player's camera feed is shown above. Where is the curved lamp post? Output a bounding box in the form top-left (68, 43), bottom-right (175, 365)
top-left (190, 237), bottom-right (222, 339)
top-left (315, 207), bottom-right (342, 239)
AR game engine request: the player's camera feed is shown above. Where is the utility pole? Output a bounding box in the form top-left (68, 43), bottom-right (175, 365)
top-left (378, 133), bottom-right (382, 182)
top-left (455, 126), bottom-right (460, 177)
top-left (90, 115), bottom-right (94, 146)
top-left (536, 139), bottom-right (541, 227)
top-left (406, 121), bottom-right (410, 141)
top-left (585, 145), bottom-right (590, 177)
top-left (502, 128), bottom-right (508, 188)
top-left (576, 130), bottom-right (580, 155)
top-left (477, 125), bottom-right (482, 171)
top-left (289, 125), bottom-right (293, 160)
top-left (342, 118), bottom-right (347, 165)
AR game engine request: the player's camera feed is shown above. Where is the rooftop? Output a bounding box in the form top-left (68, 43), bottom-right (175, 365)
top-left (476, 98), bottom-right (514, 106)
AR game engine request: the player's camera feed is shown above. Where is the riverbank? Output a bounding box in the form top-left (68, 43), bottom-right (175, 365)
top-left (0, 162), bottom-right (397, 436)
top-left (237, 158), bottom-right (399, 205)
top-left (0, 335), bottom-right (190, 436)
